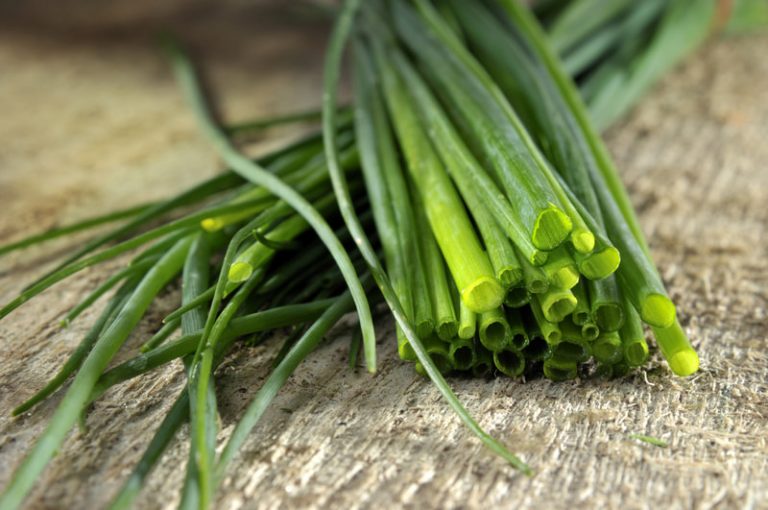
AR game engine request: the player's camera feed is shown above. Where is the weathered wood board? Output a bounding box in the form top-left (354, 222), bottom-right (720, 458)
top-left (0, 4), bottom-right (766, 509)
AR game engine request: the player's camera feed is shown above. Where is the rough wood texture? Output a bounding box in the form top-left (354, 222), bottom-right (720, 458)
top-left (1, 5), bottom-right (766, 510)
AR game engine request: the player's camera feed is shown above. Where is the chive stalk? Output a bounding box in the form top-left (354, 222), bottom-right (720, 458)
top-left (91, 300), bottom-right (336, 395)
top-left (60, 258), bottom-right (155, 327)
top-left (521, 326), bottom-right (551, 362)
top-left (581, 321), bottom-right (600, 342)
top-left (570, 281), bottom-right (590, 326)
top-left (621, 301), bottom-right (649, 367)
top-left (0, 203), bottom-right (153, 258)
top-left (506, 308), bottom-right (529, 351)
top-left (409, 196), bottom-right (436, 339)
top-left (108, 392), bottom-right (189, 510)
top-left (394, 0), bottom-right (575, 251)
top-left (190, 270), bottom-right (263, 508)
top-left (537, 288), bottom-right (577, 323)
top-left (529, 298), bottom-right (562, 345)
top-left (214, 292), bottom-right (356, 485)
top-left (227, 192), bottom-right (338, 284)
top-left (11, 276), bottom-right (138, 416)
top-left (179, 233), bottom-right (215, 510)
top-left (504, 286), bottom-right (530, 308)
top-left (448, 338), bottom-right (476, 371)
top-left (414, 202), bottom-right (458, 341)
top-left (558, 318), bottom-right (588, 345)
top-left (551, 340), bottom-right (591, 364)
top-left (543, 359), bottom-right (578, 381)
top-left (588, 276), bottom-right (625, 332)
top-left (494, 0), bottom-right (691, 365)
top-left (478, 307), bottom-right (512, 352)
top-left (0, 236), bottom-right (192, 509)
top-left (165, 36), bottom-right (376, 375)
top-left (0, 198), bottom-right (275, 321)
top-left (471, 345), bottom-right (494, 378)
top-left (517, 248), bottom-right (550, 295)
top-left (540, 247), bottom-right (579, 290)
top-left (458, 299), bottom-right (477, 340)
top-left (375, 42), bottom-right (503, 313)
top-left (327, 0), bottom-right (530, 474)
top-left (352, 42), bottom-right (418, 356)
top-left (414, 336), bottom-right (453, 376)
top-left (592, 331), bottom-right (623, 365)
top-left (493, 348), bottom-right (525, 378)
top-left (140, 317), bottom-right (181, 353)
top-left (651, 320), bottom-right (699, 377)
top-left (367, 23), bottom-right (545, 266)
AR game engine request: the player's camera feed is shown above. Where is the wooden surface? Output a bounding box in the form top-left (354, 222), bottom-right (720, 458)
top-left (1, 5), bottom-right (767, 510)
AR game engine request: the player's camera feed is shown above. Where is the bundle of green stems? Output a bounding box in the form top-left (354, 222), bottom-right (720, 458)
top-left (2, 0), bottom-right (751, 507)
top-left (340, 0), bottom-right (698, 386)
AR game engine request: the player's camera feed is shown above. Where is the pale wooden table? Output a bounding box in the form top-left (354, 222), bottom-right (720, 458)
top-left (1, 4), bottom-right (766, 509)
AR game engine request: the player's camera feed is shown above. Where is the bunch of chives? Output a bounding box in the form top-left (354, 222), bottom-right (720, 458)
top-left (335, 0), bottom-right (688, 385)
top-left (0, 89), bottom-right (376, 508)
top-left (0, 1), bottom-right (732, 506)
